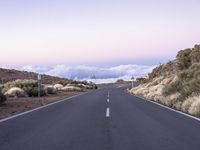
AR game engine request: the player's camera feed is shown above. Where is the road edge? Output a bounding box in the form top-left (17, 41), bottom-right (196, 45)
top-left (127, 91), bottom-right (200, 122)
top-left (0, 92), bottom-right (89, 123)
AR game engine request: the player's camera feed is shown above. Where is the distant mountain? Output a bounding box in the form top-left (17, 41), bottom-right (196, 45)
top-left (130, 44), bottom-right (200, 116)
top-left (0, 68), bottom-right (67, 84)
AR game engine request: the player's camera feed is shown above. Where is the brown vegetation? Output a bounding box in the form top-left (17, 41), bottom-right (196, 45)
top-left (129, 44), bottom-right (200, 116)
top-left (0, 68), bottom-right (97, 119)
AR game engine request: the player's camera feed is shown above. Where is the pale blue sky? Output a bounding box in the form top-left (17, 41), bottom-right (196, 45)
top-left (0, 0), bottom-right (200, 66)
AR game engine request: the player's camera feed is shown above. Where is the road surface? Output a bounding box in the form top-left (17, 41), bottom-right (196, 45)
top-left (0, 85), bottom-right (200, 150)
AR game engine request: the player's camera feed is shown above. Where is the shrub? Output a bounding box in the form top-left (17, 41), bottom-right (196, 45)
top-left (57, 80), bottom-right (69, 86)
top-left (182, 97), bottom-right (194, 112)
top-left (130, 44), bottom-right (200, 116)
top-left (62, 86), bottom-right (83, 92)
top-left (92, 84), bottom-right (98, 89)
top-left (27, 87), bottom-right (46, 97)
top-left (67, 80), bottom-right (79, 85)
top-left (176, 48), bottom-right (192, 70)
top-left (190, 45), bottom-right (200, 64)
top-left (189, 98), bottom-right (200, 116)
top-left (53, 84), bottom-right (63, 90)
top-left (1, 80), bottom-right (48, 97)
top-left (163, 79), bottom-right (182, 96)
top-left (136, 77), bottom-right (147, 83)
top-left (173, 101), bottom-right (182, 110)
top-left (116, 79), bottom-right (125, 83)
top-left (169, 64), bottom-right (200, 100)
top-left (0, 90), bottom-right (6, 104)
top-left (45, 86), bottom-right (57, 94)
top-left (2, 79), bottom-right (38, 94)
top-left (57, 80), bottom-right (97, 90)
top-left (69, 83), bottom-right (90, 89)
top-left (80, 83), bottom-right (97, 89)
top-left (5, 87), bottom-right (26, 97)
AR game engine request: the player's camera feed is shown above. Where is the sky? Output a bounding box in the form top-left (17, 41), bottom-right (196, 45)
top-left (0, 0), bottom-right (200, 82)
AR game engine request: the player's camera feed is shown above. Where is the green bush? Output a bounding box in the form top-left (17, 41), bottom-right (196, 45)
top-left (116, 79), bottom-right (125, 83)
top-left (176, 48), bottom-right (192, 70)
top-left (2, 80), bottom-right (38, 93)
top-left (163, 63), bottom-right (200, 100)
top-left (46, 86), bottom-right (57, 94)
top-left (0, 90), bottom-right (6, 104)
top-left (180, 79), bottom-right (200, 99)
top-left (27, 87), bottom-right (46, 97)
top-left (163, 79), bottom-right (182, 96)
top-left (2, 80), bottom-right (47, 97)
top-left (190, 45), bottom-right (200, 64)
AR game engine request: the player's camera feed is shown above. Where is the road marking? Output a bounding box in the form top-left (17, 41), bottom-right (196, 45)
top-left (0, 92), bottom-right (89, 123)
top-left (106, 107), bottom-right (110, 117)
top-left (132, 94), bottom-right (200, 122)
top-left (107, 99), bottom-right (109, 103)
top-left (107, 91), bottom-right (110, 98)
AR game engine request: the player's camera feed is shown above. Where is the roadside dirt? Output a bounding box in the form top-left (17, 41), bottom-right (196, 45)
top-left (0, 91), bottom-right (84, 119)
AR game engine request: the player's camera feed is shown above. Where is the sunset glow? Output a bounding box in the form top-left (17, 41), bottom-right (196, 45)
top-left (0, 0), bottom-right (200, 66)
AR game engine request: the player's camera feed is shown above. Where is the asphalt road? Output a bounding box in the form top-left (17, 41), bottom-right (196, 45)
top-left (0, 85), bottom-right (200, 150)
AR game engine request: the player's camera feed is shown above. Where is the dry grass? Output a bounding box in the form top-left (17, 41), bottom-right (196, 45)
top-left (77, 84), bottom-right (92, 89)
top-left (1, 79), bottom-right (38, 93)
top-left (182, 98), bottom-right (194, 112)
top-left (173, 101), bottom-right (182, 110)
top-left (189, 99), bottom-right (200, 116)
top-left (5, 87), bottom-right (26, 97)
top-left (62, 86), bottom-right (83, 92)
top-left (130, 76), bottom-right (174, 104)
top-left (53, 84), bottom-right (63, 90)
top-left (129, 45), bottom-right (200, 116)
top-left (162, 93), bottom-right (180, 107)
top-left (131, 77), bottom-right (200, 116)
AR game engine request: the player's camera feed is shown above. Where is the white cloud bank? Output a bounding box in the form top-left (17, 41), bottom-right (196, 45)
top-left (17, 64), bottom-right (154, 84)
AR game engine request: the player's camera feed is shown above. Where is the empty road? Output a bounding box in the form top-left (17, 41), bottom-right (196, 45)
top-left (0, 85), bottom-right (200, 150)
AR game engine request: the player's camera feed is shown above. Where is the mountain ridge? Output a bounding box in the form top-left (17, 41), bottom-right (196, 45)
top-left (0, 67), bottom-right (67, 84)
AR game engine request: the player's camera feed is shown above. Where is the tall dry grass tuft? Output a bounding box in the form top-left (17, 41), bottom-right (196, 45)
top-left (53, 84), bottom-right (63, 91)
top-left (182, 98), bottom-right (194, 112)
top-left (1, 79), bottom-right (38, 93)
top-left (188, 96), bottom-right (200, 116)
top-left (129, 45), bottom-right (200, 116)
top-left (5, 87), bottom-right (26, 97)
top-left (62, 86), bottom-right (83, 92)
top-left (130, 76), bottom-right (175, 104)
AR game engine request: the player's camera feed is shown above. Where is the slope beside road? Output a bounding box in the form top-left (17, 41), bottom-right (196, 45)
top-left (0, 85), bottom-right (200, 150)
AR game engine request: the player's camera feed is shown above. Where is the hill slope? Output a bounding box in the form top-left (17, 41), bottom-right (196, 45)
top-left (0, 68), bottom-right (67, 84)
top-left (130, 44), bottom-right (200, 116)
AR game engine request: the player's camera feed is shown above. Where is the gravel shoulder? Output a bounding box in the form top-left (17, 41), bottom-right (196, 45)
top-left (0, 91), bottom-right (84, 119)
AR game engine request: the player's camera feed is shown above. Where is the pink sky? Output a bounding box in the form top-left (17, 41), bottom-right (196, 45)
top-left (0, 0), bottom-right (200, 66)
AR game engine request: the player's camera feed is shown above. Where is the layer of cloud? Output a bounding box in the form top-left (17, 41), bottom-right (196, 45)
top-left (17, 64), bottom-right (155, 83)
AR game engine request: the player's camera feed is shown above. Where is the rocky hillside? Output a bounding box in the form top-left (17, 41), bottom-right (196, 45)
top-left (0, 68), bottom-right (67, 84)
top-left (130, 44), bottom-right (200, 116)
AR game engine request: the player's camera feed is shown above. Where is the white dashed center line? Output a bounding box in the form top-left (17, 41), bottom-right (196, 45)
top-left (107, 99), bottom-right (109, 103)
top-left (106, 107), bottom-right (110, 117)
